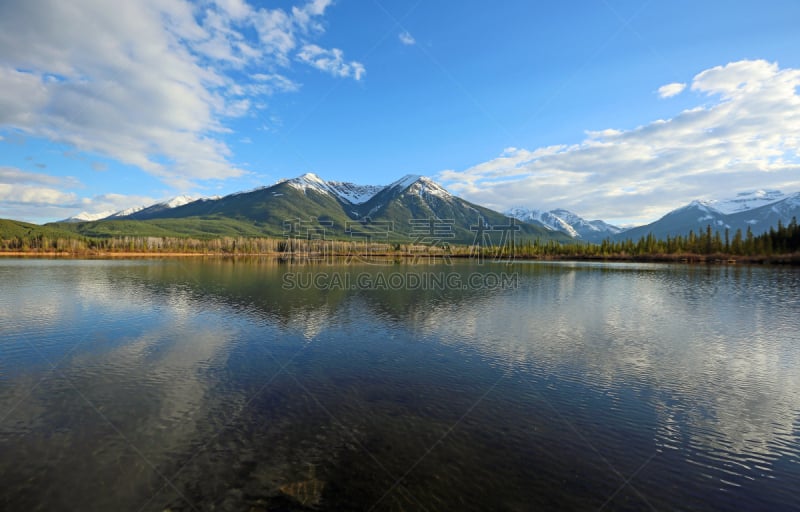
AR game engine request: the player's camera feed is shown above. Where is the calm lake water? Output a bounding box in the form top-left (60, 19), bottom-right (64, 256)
top-left (1, 258), bottom-right (799, 511)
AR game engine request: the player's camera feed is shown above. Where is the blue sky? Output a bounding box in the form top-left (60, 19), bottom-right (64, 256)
top-left (1, 0), bottom-right (800, 224)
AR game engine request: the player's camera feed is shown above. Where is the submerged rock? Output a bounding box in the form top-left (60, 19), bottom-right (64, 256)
top-left (278, 464), bottom-right (325, 507)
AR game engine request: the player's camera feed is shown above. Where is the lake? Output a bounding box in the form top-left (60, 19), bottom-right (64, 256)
top-left (1, 258), bottom-right (799, 511)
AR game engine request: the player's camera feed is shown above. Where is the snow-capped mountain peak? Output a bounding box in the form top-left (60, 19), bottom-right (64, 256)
top-left (389, 174), bottom-right (423, 190)
top-left (164, 195), bottom-right (197, 208)
top-left (671, 200), bottom-right (726, 225)
top-left (381, 174), bottom-right (453, 200)
top-left (681, 199), bottom-right (722, 213)
top-left (283, 172), bottom-right (333, 195)
top-left (406, 176), bottom-right (452, 200)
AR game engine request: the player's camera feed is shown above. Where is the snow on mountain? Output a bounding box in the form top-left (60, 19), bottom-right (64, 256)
top-left (724, 191), bottom-right (800, 232)
top-left (549, 209), bottom-right (624, 235)
top-left (388, 174), bottom-right (423, 190)
top-left (281, 173), bottom-right (384, 204)
top-left (506, 208), bottom-right (579, 237)
top-left (709, 190), bottom-right (786, 214)
top-left (107, 204), bottom-right (148, 218)
top-left (504, 207), bottom-right (538, 222)
top-left (758, 191), bottom-right (800, 217)
top-left (618, 199), bottom-right (734, 241)
top-left (282, 172), bottom-right (333, 196)
top-left (61, 195), bottom-right (201, 222)
top-left (504, 207), bottom-right (621, 241)
top-left (676, 200), bottom-right (728, 224)
top-left (405, 176), bottom-right (453, 200)
top-left (108, 196), bottom-right (200, 219)
top-left (60, 210), bottom-right (118, 223)
top-left (280, 173), bottom-right (451, 206)
top-left (164, 195), bottom-right (197, 208)
top-left (783, 191), bottom-right (800, 209)
top-left (327, 181), bottom-right (383, 204)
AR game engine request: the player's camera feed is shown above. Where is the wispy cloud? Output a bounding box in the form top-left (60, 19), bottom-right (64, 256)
top-left (296, 44), bottom-right (366, 80)
top-left (0, 0), bottom-right (361, 190)
top-left (0, 167), bottom-right (77, 187)
top-left (399, 31), bottom-right (416, 46)
top-left (438, 60), bottom-right (800, 224)
top-left (657, 82), bottom-right (686, 98)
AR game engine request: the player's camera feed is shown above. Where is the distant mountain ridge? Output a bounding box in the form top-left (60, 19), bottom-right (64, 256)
top-left (507, 189), bottom-right (799, 242)
top-left (64, 210), bottom-right (119, 222)
top-left (505, 207), bottom-right (623, 243)
top-left (61, 195), bottom-right (200, 223)
top-left (617, 192), bottom-right (800, 241)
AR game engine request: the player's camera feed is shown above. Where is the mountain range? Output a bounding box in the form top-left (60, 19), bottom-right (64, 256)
top-left (55, 173), bottom-right (569, 244)
top-left (502, 190), bottom-right (800, 242)
top-left (55, 175), bottom-right (800, 244)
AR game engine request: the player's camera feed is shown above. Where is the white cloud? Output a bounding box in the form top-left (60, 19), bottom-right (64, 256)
top-left (213, 0), bottom-right (253, 21)
top-left (0, 0), bottom-right (362, 190)
top-left (0, 183), bottom-right (77, 207)
top-left (692, 60), bottom-right (781, 98)
top-left (297, 44), bottom-right (366, 80)
top-left (248, 73), bottom-right (300, 94)
top-left (0, 168), bottom-right (82, 221)
top-left (292, 0), bottom-right (332, 32)
top-left (0, 173), bottom-right (162, 223)
top-left (438, 60), bottom-right (800, 225)
top-left (657, 82), bottom-right (686, 98)
top-left (0, 166), bottom-right (78, 187)
top-left (253, 7), bottom-right (298, 65)
top-left (399, 31), bottom-right (416, 46)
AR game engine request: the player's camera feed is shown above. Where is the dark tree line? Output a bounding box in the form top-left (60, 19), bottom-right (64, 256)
top-left (0, 235), bottom-right (287, 254)
top-left (2, 217), bottom-right (799, 261)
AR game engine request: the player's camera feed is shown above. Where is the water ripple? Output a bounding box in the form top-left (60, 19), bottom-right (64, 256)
top-left (1, 259), bottom-right (799, 511)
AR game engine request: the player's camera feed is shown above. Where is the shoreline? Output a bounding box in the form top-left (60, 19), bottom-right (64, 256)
top-left (1, 250), bottom-right (798, 265)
